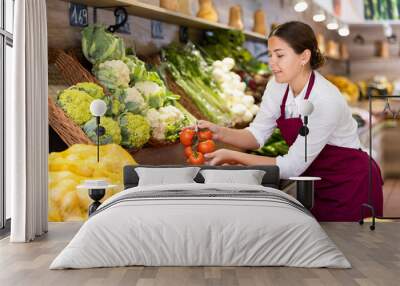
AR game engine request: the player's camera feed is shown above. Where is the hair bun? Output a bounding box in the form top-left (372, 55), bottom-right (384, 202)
top-left (311, 48), bottom-right (325, 69)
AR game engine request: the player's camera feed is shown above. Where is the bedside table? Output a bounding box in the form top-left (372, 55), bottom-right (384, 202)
top-left (289, 177), bottom-right (321, 210)
top-left (77, 181), bottom-right (117, 216)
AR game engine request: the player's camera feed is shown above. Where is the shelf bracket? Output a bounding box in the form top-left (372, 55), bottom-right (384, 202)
top-left (107, 7), bottom-right (128, 33)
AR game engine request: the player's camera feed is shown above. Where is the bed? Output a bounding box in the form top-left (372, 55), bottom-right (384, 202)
top-left (50, 165), bottom-right (350, 269)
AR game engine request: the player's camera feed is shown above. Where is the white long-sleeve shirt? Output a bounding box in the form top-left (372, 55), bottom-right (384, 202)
top-left (246, 71), bottom-right (361, 179)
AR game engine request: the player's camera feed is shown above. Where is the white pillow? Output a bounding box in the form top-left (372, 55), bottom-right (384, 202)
top-left (135, 167), bottom-right (200, 186)
top-left (200, 169), bottom-right (266, 185)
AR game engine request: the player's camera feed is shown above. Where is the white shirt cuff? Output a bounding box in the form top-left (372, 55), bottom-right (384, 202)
top-left (276, 155), bottom-right (293, 179)
top-left (245, 126), bottom-right (264, 149)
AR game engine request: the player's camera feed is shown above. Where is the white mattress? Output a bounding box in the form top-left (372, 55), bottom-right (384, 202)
top-left (50, 183), bottom-right (351, 269)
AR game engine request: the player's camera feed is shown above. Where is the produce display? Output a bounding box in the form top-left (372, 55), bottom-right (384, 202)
top-left (325, 75), bottom-right (360, 104)
top-left (201, 29), bottom-right (269, 76)
top-left (180, 128), bottom-right (215, 165)
top-left (162, 42), bottom-right (259, 127)
top-left (200, 29), bottom-right (270, 101)
top-left (48, 144), bottom-right (136, 221)
top-left (252, 128), bottom-right (289, 157)
top-left (357, 76), bottom-right (395, 99)
top-left (56, 24), bottom-right (197, 150)
top-left (211, 58), bottom-right (259, 125)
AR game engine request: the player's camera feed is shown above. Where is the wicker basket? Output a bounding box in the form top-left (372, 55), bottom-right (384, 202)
top-left (48, 48), bottom-right (95, 147)
top-left (48, 48), bottom-right (180, 150)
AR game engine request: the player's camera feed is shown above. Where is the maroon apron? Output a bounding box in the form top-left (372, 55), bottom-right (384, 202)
top-left (276, 72), bottom-right (383, 221)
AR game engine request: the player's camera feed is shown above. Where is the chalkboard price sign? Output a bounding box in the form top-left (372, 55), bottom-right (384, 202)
top-left (151, 20), bottom-right (164, 39)
top-left (69, 3), bottom-right (88, 27)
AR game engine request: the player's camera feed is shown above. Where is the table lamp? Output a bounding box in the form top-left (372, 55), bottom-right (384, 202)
top-left (90, 99), bottom-right (107, 162)
top-left (297, 99), bottom-right (314, 162)
top-left (290, 100), bottom-right (320, 211)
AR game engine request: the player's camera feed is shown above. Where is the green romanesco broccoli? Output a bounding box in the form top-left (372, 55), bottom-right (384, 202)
top-left (83, 116), bottom-right (122, 145)
top-left (119, 112), bottom-right (151, 149)
top-left (72, 82), bottom-right (105, 99)
top-left (57, 88), bottom-right (94, 125)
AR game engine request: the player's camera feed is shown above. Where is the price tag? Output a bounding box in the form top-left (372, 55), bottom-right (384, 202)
top-left (69, 3), bottom-right (88, 27)
top-left (151, 20), bottom-right (164, 39)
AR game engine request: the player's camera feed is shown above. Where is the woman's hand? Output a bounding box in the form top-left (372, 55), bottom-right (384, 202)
top-left (204, 149), bottom-right (239, 166)
top-left (196, 120), bottom-right (224, 141)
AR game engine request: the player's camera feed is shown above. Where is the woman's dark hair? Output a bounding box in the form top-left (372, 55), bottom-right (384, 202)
top-left (268, 21), bottom-right (325, 69)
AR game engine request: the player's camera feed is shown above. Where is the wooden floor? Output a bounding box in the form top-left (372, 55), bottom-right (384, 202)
top-left (383, 179), bottom-right (400, 217)
top-left (1, 221), bottom-right (400, 286)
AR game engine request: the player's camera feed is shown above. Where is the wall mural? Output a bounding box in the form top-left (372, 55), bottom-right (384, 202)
top-left (48, 4), bottom-right (271, 222)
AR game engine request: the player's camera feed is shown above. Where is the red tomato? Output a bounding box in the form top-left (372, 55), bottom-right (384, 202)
top-left (197, 129), bottom-right (213, 141)
top-left (179, 128), bottom-right (195, 146)
top-left (188, 152), bottom-right (205, 165)
top-left (197, 140), bottom-right (215, 154)
top-left (184, 146), bottom-right (194, 158)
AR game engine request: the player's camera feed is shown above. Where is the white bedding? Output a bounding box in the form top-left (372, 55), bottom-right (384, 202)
top-left (50, 183), bottom-right (351, 269)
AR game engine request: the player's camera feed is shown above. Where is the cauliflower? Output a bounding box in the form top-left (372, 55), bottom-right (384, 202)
top-left (94, 60), bottom-right (130, 91)
top-left (125, 87), bottom-right (148, 114)
top-left (119, 112), bottom-right (151, 148)
top-left (83, 117), bottom-right (122, 145)
top-left (110, 98), bottom-right (125, 117)
top-left (123, 55), bottom-right (147, 83)
top-left (145, 106), bottom-right (187, 142)
top-left (135, 81), bottom-right (166, 109)
top-left (105, 88), bottom-right (126, 117)
top-left (72, 82), bottom-right (105, 99)
top-left (211, 57), bottom-right (259, 125)
top-left (57, 88), bottom-right (94, 125)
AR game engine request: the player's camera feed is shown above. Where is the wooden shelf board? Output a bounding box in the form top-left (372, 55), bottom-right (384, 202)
top-left (350, 57), bottom-right (400, 62)
top-left (63, 0), bottom-right (267, 42)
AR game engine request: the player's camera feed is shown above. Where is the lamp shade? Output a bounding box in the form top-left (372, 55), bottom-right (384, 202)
top-left (327, 18), bottom-right (339, 30)
top-left (297, 100), bottom-right (314, 116)
top-left (294, 0), bottom-right (308, 12)
top-left (90, 99), bottom-right (107, 117)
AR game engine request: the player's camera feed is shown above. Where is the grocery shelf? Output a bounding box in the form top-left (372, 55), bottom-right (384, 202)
top-left (63, 0), bottom-right (267, 42)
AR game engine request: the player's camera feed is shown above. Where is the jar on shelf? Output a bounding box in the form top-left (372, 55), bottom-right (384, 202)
top-left (253, 9), bottom-right (267, 35)
top-left (196, 0), bottom-right (218, 22)
top-left (228, 5), bottom-right (244, 30)
top-left (160, 0), bottom-right (179, 12)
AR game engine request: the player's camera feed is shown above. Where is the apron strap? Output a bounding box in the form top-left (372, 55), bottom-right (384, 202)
top-left (304, 71), bottom-right (315, 100)
top-left (279, 71), bottom-right (316, 119)
top-left (280, 86), bottom-right (290, 117)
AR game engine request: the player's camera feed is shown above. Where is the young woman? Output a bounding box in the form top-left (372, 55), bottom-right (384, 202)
top-left (199, 21), bottom-right (383, 222)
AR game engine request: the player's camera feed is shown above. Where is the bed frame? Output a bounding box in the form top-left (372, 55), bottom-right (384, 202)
top-left (123, 165), bottom-right (314, 210)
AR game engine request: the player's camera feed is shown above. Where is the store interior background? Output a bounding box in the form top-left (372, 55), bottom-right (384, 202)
top-left (45, 0), bottom-right (400, 221)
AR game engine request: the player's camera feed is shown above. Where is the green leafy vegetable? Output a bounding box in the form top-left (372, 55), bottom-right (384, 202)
top-left (82, 24), bottom-right (125, 65)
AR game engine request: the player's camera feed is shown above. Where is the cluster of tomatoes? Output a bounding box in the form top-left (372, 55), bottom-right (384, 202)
top-left (179, 128), bottom-right (216, 165)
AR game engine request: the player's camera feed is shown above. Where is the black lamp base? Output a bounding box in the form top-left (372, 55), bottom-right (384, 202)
top-left (296, 181), bottom-right (315, 210)
top-left (88, 188), bottom-right (105, 216)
